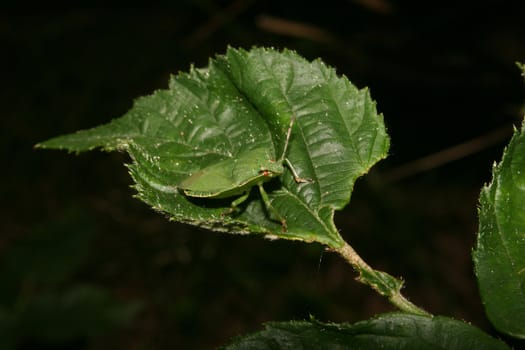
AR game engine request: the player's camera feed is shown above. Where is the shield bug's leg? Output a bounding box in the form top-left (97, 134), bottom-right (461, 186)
top-left (280, 114), bottom-right (313, 184)
top-left (257, 182), bottom-right (287, 231)
top-left (222, 190), bottom-right (251, 216)
top-left (284, 158), bottom-right (312, 183)
top-left (280, 114), bottom-right (295, 159)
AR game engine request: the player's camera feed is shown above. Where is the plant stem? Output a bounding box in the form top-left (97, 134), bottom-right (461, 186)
top-left (333, 241), bottom-right (431, 316)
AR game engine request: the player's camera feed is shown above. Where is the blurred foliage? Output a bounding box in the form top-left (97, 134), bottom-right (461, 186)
top-left (0, 210), bottom-right (142, 349)
top-left (3, 2), bottom-right (525, 349)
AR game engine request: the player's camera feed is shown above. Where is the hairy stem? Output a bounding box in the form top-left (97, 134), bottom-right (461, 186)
top-left (332, 241), bottom-right (430, 316)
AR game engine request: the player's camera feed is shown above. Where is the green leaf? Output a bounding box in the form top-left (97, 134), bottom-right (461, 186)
top-left (473, 119), bottom-right (525, 338)
top-left (37, 47), bottom-right (389, 248)
top-left (517, 62), bottom-right (525, 80)
top-left (220, 313), bottom-right (509, 350)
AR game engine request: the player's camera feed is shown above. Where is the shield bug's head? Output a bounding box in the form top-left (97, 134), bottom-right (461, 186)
top-left (259, 160), bottom-right (283, 178)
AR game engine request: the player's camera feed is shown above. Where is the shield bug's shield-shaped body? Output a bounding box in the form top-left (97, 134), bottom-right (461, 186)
top-left (178, 115), bottom-right (308, 229)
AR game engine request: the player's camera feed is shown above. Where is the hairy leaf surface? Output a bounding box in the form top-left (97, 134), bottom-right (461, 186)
top-left (474, 119), bottom-right (525, 338)
top-left (37, 47), bottom-right (389, 248)
top-left (221, 313), bottom-right (509, 350)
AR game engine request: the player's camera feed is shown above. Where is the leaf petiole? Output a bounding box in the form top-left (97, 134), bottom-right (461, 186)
top-left (333, 241), bottom-right (430, 316)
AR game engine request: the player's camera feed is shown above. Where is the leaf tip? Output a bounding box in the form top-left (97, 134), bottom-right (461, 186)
top-left (516, 62), bottom-right (525, 77)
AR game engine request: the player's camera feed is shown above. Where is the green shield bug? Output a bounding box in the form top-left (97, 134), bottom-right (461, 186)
top-left (178, 115), bottom-right (310, 230)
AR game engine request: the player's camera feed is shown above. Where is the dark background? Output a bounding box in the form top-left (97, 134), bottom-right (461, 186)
top-left (3, 2), bottom-right (525, 349)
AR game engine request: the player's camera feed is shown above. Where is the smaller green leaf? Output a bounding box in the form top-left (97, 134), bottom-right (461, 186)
top-left (221, 313), bottom-right (509, 350)
top-left (473, 119), bottom-right (525, 338)
top-left (517, 62), bottom-right (525, 79)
